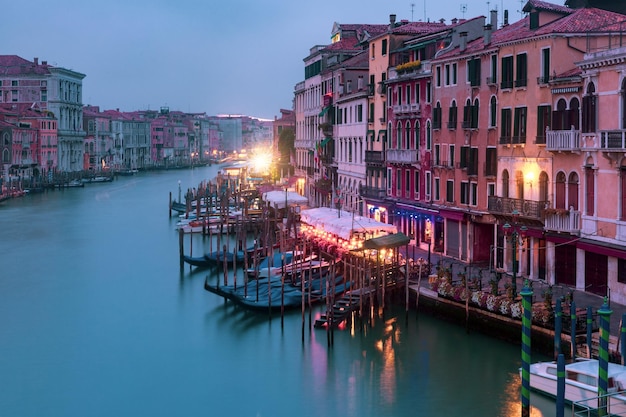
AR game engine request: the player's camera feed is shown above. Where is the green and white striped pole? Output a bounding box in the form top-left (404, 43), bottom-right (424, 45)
top-left (598, 298), bottom-right (612, 416)
top-left (521, 281), bottom-right (533, 417)
top-left (570, 300), bottom-right (577, 360)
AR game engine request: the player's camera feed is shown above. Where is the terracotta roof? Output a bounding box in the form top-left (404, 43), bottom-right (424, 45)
top-left (522, 0), bottom-right (573, 15)
top-left (390, 21), bottom-right (448, 35)
top-left (555, 67), bottom-right (582, 78)
top-left (0, 55), bottom-right (51, 76)
top-left (437, 4), bottom-right (626, 59)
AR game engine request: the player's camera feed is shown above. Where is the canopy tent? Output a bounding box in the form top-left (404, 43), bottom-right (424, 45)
top-left (262, 190), bottom-right (308, 210)
top-left (362, 232), bottom-right (410, 250)
top-left (300, 207), bottom-right (397, 240)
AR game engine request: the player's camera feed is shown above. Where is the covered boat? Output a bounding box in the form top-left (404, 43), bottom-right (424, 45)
top-left (527, 358), bottom-right (626, 413)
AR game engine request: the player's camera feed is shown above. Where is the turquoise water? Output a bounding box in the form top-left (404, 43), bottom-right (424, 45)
top-left (0, 165), bottom-right (560, 417)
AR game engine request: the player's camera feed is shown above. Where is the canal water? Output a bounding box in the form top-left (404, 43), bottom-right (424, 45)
top-left (0, 164), bottom-right (563, 417)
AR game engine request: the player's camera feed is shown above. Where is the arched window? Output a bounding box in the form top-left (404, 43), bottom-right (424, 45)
top-left (554, 98), bottom-right (567, 130)
top-left (502, 169), bottom-right (510, 198)
top-left (582, 83), bottom-right (597, 133)
top-left (568, 172), bottom-right (579, 210)
top-left (490, 96), bottom-right (497, 127)
top-left (555, 171), bottom-right (566, 209)
top-left (2, 148), bottom-right (9, 163)
top-left (405, 120), bottom-right (411, 149)
top-left (539, 171), bottom-right (549, 203)
top-left (396, 121), bottom-right (402, 149)
top-left (448, 100), bottom-right (458, 129)
top-left (472, 97), bottom-right (479, 129)
top-left (414, 120), bottom-right (421, 150)
top-left (3, 132), bottom-right (9, 146)
top-left (569, 97), bottom-right (580, 130)
top-left (515, 170), bottom-right (524, 200)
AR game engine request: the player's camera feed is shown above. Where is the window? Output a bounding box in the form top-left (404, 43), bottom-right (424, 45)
top-left (489, 54), bottom-right (497, 84)
top-left (426, 81), bottom-right (431, 102)
top-left (397, 87), bottom-right (403, 106)
top-left (540, 48), bottom-right (550, 84)
top-left (468, 58), bottom-right (481, 87)
top-left (445, 64), bottom-right (450, 86)
top-left (371, 43), bottom-right (376, 59)
top-left (500, 108), bottom-right (512, 144)
top-left (387, 168), bottom-right (392, 189)
top-left (502, 169), bottom-right (510, 198)
top-left (452, 63), bottom-right (457, 85)
top-left (382, 39), bottom-right (388, 56)
top-left (448, 100), bottom-right (457, 129)
top-left (434, 177), bottom-right (440, 201)
top-left (433, 102), bottom-right (442, 129)
top-left (471, 183), bottom-right (478, 206)
top-left (460, 145), bottom-right (469, 168)
top-left (568, 172), bottom-right (579, 210)
top-left (582, 83), bottom-right (597, 133)
top-left (415, 83), bottom-right (420, 103)
top-left (619, 259), bottom-right (626, 284)
top-left (369, 103), bottom-right (375, 123)
top-left (468, 147), bottom-right (479, 176)
top-left (405, 170), bottom-right (410, 195)
top-left (449, 145), bottom-right (455, 168)
top-left (397, 168), bottom-right (401, 192)
top-left (426, 121), bottom-right (431, 150)
top-left (490, 96), bottom-right (497, 127)
top-left (425, 171), bottom-right (431, 198)
top-left (513, 107), bottom-right (527, 144)
top-left (11, 90), bottom-right (18, 102)
top-left (414, 170), bottom-right (420, 196)
top-left (41, 90), bottom-right (47, 102)
top-left (536, 105), bottom-right (551, 144)
top-left (357, 104), bottom-right (363, 122)
top-left (446, 180), bottom-right (454, 203)
top-left (460, 182), bottom-right (469, 204)
top-left (434, 144), bottom-right (441, 165)
top-left (436, 66), bottom-right (442, 87)
top-left (515, 53), bottom-right (527, 87)
top-left (462, 99), bottom-right (472, 129)
top-left (501, 56), bottom-right (513, 89)
top-left (406, 85), bottom-right (411, 104)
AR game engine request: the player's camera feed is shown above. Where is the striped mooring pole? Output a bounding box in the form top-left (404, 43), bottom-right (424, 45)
top-left (570, 300), bottom-right (577, 360)
top-left (598, 298), bottom-right (612, 416)
top-left (521, 281), bottom-right (533, 417)
top-left (556, 353), bottom-right (565, 417)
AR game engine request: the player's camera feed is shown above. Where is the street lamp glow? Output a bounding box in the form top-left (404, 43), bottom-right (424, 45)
top-left (251, 151), bottom-right (272, 174)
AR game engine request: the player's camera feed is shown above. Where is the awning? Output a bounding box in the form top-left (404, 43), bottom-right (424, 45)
top-left (320, 137), bottom-right (332, 147)
top-left (363, 232), bottom-right (410, 250)
top-left (319, 106), bottom-right (331, 117)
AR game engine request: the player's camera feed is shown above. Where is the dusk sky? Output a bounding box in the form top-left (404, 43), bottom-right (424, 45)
top-left (4, 0), bottom-right (526, 120)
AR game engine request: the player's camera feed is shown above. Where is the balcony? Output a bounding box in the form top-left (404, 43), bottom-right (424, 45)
top-left (393, 103), bottom-right (421, 117)
top-left (365, 150), bottom-right (385, 165)
top-left (359, 185), bottom-right (387, 200)
top-left (386, 149), bottom-right (419, 164)
top-left (599, 130), bottom-right (626, 150)
top-left (546, 128), bottom-right (580, 152)
top-left (488, 196), bottom-right (546, 221)
top-left (544, 209), bottom-right (581, 234)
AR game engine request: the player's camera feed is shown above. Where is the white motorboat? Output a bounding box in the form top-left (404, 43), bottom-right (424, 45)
top-left (527, 358), bottom-right (626, 413)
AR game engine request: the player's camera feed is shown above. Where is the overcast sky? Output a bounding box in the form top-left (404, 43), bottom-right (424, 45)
top-left (3, 0), bottom-right (526, 119)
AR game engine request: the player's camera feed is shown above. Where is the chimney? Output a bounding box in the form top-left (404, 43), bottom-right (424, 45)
top-left (33, 57), bottom-right (38, 66)
top-left (459, 31), bottom-right (468, 52)
top-left (484, 24), bottom-right (492, 45)
top-left (389, 14), bottom-right (396, 30)
top-left (490, 9), bottom-right (498, 29)
top-left (42, 61), bottom-right (47, 66)
top-left (504, 10), bottom-right (509, 26)
top-left (451, 18), bottom-right (458, 24)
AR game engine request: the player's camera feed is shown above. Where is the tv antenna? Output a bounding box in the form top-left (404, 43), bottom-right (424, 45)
top-left (460, 4), bottom-right (467, 18)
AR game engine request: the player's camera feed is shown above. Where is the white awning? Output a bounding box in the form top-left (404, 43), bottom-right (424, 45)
top-left (300, 207), bottom-right (396, 240)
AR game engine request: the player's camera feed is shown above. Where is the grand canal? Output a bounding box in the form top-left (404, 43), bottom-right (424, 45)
top-left (0, 164), bottom-right (563, 417)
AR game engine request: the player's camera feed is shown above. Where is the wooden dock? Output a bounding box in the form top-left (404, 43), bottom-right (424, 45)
top-left (314, 287), bottom-right (375, 328)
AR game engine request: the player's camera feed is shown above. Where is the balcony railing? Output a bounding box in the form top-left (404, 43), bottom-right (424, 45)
top-left (488, 196), bottom-right (547, 220)
top-left (544, 209), bottom-right (581, 233)
top-left (359, 185), bottom-right (387, 200)
top-left (365, 150), bottom-right (385, 165)
top-left (393, 103), bottom-right (421, 116)
top-left (599, 130), bottom-right (626, 150)
top-left (546, 128), bottom-right (580, 152)
top-left (386, 148), bottom-right (419, 164)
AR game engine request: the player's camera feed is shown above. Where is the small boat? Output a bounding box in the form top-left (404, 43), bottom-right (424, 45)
top-left (527, 358), bottom-right (626, 413)
top-left (66, 179), bottom-right (84, 188)
top-left (246, 251), bottom-right (310, 279)
top-left (182, 250), bottom-right (248, 268)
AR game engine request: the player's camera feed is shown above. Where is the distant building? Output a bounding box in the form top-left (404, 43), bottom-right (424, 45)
top-left (0, 55), bottom-right (85, 172)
